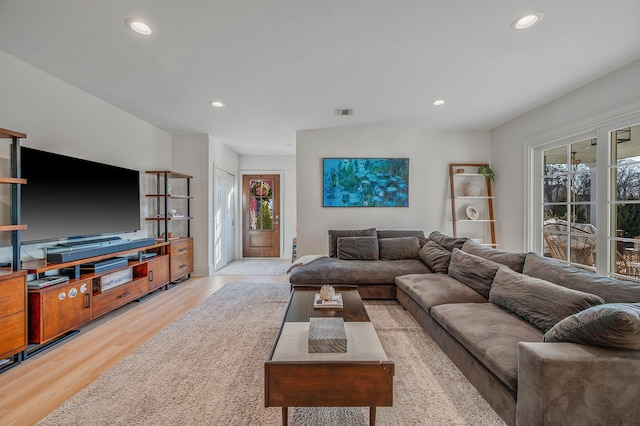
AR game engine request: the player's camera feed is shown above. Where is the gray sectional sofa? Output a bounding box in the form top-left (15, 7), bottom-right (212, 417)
top-left (289, 229), bottom-right (640, 425)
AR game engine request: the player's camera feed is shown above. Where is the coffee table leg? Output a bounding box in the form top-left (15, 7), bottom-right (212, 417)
top-left (370, 407), bottom-right (376, 426)
top-left (282, 407), bottom-right (288, 426)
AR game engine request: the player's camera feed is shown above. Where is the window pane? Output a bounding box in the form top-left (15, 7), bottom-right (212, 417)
top-left (543, 176), bottom-right (568, 203)
top-left (613, 203), bottom-right (640, 239)
top-left (543, 204), bottom-right (567, 221)
top-left (571, 204), bottom-right (595, 226)
top-left (614, 125), bottom-right (640, 163)
top-left (612, 239), bottom-right (640, 279)
top-left (570, 139), bottom-right (596, 172)
top-left (249, 179), bottom-right (274, 230)
top-left (544, 147), bottom-right (568, 175)
top-left (614, 164), bottom-right (640, 201)
top-left (571, 171), bottom-right (593, 200)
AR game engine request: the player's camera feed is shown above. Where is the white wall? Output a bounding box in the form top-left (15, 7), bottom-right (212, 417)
top-left (239, 155), bottom-right (296, 260)
top-left (295, 126), bottom-right (491, 255)
top-left (492, 58), bottom-right (640, 252)
top-left (0, 51), bottom-right (172, 263)
top-left (172, 133), bottom-right (240, 276)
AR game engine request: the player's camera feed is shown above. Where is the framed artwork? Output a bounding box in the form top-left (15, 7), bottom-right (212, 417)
top-left (323, 158), bottom-right (409, 207)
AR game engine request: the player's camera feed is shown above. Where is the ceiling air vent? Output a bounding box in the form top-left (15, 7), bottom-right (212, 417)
top-left (335, 108), bottom-right (354, 116)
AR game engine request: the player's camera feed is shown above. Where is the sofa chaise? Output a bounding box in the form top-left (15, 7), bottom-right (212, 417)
top-left (289, 228), bottom-right (430, 299)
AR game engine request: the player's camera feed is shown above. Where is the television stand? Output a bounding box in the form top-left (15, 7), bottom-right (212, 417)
top-left (24, 240), bottom-right (171, 347)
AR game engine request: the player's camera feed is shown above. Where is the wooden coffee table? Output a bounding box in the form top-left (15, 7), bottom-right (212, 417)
top-left (265, 285), bottom-right (394, 425)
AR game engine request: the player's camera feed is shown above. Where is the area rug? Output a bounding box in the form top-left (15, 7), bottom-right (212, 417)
top-left (216, 259), bottom-right (291, 275)
top-left (39, 283), bottom-right (505, 425)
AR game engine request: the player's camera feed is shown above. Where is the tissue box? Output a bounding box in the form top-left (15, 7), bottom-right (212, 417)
top-left (308, 317), bottom-right (347, 353)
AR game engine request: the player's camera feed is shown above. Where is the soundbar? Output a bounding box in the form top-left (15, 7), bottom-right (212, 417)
top-left (46, 237), bottom-right (156, 263)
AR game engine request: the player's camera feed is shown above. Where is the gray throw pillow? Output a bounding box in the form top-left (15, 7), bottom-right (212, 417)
top-left (543, 303), bottom-right (640, 350)
top-left (447, 248), bottom-right (502, 298)
top-left (378, 237), bottom-right (420, 260)
top-left (489, 266), bottom-right (605, 332)
top-left (428, 231), bottom-right (467, 251)
top-left (336, 236), bottom-right (379, 260)
top-left (461, 240), bottom-right (527, 273)
top-left (377, 230), bottom-right (427, 248)
top-left (419, 241), bottom-right (452, 273)
top-left (522, 252), bottom-right (640, 303)
top-left (328, 228), bottom-right (377, 258)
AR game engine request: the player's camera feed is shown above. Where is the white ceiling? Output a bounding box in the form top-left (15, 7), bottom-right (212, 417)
top-left (1, 1), bottom-right (640, 155)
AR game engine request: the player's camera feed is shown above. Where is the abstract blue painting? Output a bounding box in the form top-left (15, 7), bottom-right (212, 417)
top-left (323, 158), bottom-right (409, 207)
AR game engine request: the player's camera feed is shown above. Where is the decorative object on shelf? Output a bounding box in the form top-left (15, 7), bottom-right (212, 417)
top-left (322, 158), bottom-right (409, 207)
top-left (456, 168), bottom-right (465, 174)
top-left (462, 180), bottom-right (482, 196)
top-left (319, 284), bottom-right (336, 300)
top-left (477, 165), bottom-right (495, 182)
top-left (466, 205), bottom-right (480, 220)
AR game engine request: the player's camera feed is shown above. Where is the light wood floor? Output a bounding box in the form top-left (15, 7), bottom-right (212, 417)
top-left (0, 272), bottom-right (289, 425)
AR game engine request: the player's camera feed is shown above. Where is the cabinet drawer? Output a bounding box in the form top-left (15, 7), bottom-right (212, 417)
top-left (0, 311), bottom-right (27, 359)
top-left (92, 279), bottom-right (147, 318)
top-left (170, 238), bottom-right (193, 281)
top-left (0, 275), bottom-right (26, 318)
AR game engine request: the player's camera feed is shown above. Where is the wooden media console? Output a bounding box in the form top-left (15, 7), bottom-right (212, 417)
top-left (23, 239), bottom-right (188, 347)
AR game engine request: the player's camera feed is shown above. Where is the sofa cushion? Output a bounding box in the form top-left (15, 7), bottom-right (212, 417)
top-left (377, 230), bottom-right (427, 248)
top-left (431, 303), bottom-right (544, 391)
top-left (328, 228), bottom-right (377, 258)
top-left (489, 266), bottom-right (605, 332)
top-left (544, 303), bottom-right (640, 350)
top-left (523, 252), bottom-right (640, 303)
top-left (419, 241), bottom-right (452, 273)
top-left (447, 249), bottom-right (502, 298)
top-left (395, 274), bottom-right (487, 313)
top-left (379, 237), bottom-right (420, 260)
top-left (428, 231), bottom-right (467, 251)
top-left (461, 240), bottom-right (527, 273)
top-left (336, 236), bottom-right (379, 260)
top-left (289, 257), bottom-right (430, 285)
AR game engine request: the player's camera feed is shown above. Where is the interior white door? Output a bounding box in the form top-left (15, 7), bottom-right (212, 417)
top-left (214, 167), bottom-right (235, 271)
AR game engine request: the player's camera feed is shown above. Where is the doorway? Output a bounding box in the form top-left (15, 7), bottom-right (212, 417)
top-left (214, 168), bottom-right (235, 271)
top-left (242, 174), bottom-right (280, 257)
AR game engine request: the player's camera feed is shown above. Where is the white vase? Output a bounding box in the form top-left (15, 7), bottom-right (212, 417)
top-left (463, 180), bottom-right (482, 196)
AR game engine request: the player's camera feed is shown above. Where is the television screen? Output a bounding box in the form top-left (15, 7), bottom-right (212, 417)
top-left (20, 147), bottom-right (141, 243)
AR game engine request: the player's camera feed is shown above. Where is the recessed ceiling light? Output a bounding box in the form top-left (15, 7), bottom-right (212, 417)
top-left (511, 12), bottom-right (543, 30)
top-left (210, 101), bottom-right (225, 108)
top-left (125, 19), bottom-right (153, 35)
top-left (432, 99), bottom-right (446, 106)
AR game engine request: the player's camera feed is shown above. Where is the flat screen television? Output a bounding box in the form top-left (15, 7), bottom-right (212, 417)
top-left (20, 147), bottom-right (141, 244)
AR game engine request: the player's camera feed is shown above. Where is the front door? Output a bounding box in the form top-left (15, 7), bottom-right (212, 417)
top-left (242, 174), bottom-right (280, 257)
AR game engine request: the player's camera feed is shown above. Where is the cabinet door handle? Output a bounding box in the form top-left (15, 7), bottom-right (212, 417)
top-left (85, 294), bottom-right (91, 308)
top-left (149, 270), bottom-right (154, 281)
top-left (117, 291), bottom-right (131, 299)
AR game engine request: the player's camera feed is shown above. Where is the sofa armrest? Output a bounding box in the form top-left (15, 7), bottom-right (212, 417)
top-left (517, 342), bottom-right (640, 426)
